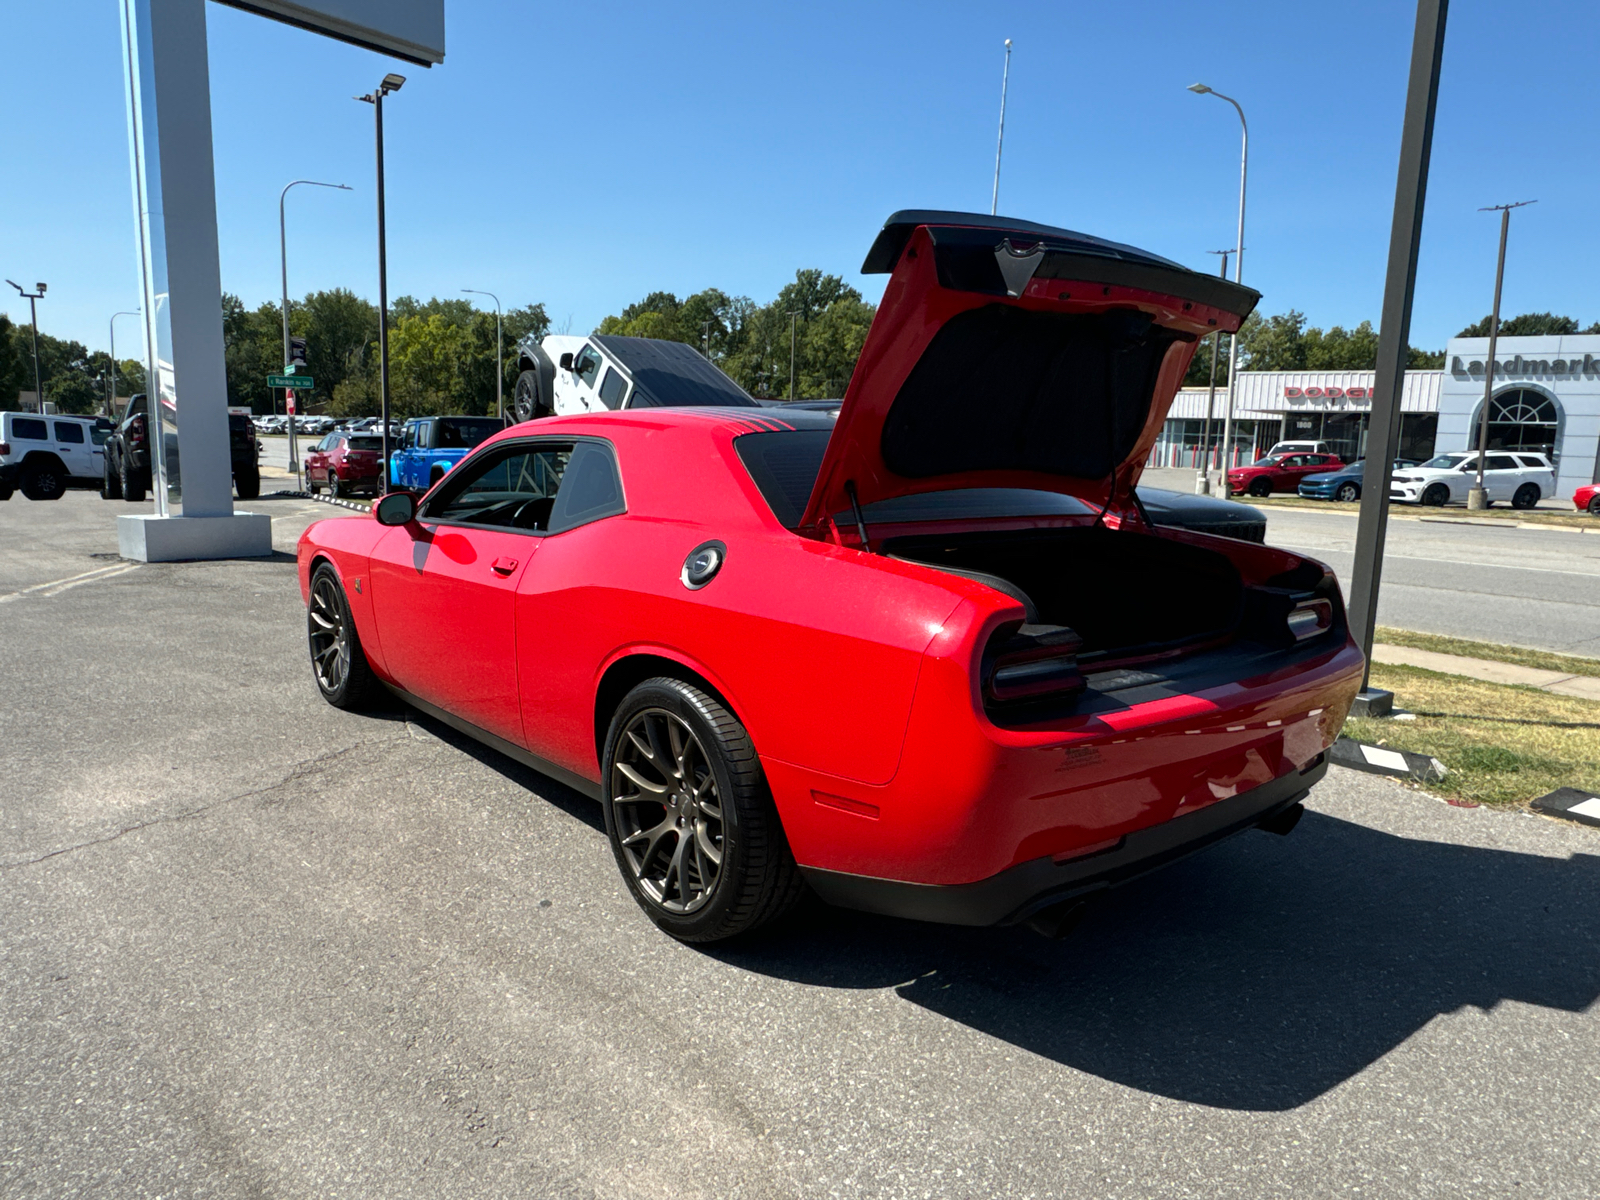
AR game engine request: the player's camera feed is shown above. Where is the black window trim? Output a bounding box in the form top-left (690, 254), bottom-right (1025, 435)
top-left (416, 433), bottom-right (627, 538)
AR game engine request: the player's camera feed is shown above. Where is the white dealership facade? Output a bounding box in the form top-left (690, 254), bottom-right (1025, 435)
top-left (1149, 334), bottom-right (1600, 502)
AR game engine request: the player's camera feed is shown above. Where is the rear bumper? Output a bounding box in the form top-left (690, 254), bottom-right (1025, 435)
top-left (803, 754), bottom-right (1325, 926)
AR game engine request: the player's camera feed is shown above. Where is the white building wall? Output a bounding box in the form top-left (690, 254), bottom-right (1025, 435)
top-left (1441, 335), bottom-right (1600, 500)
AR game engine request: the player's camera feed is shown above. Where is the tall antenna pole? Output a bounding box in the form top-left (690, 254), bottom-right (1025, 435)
top-left (1197, 250), bottom-right (1232, 490)
top-left (991, 39), bottom-right (1012, 216)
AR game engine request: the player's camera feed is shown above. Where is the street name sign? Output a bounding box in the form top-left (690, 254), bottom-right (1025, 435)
top-left (268, 374), bottom-right (315, 389)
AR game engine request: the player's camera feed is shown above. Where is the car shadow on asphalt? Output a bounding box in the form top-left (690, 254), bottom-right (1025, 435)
top-left (711, 811), bottom-right (1600, 1112)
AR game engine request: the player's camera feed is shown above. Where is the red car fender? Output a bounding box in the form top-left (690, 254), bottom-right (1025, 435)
top-left (297, 515), bottom-right (392, 679)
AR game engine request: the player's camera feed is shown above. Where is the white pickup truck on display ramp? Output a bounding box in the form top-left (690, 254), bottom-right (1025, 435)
top-left (511, 334), bottom-right (759, 422)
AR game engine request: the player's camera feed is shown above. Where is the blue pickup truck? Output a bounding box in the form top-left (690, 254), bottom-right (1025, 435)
top-left (389, 415), bottom-right (506, 491)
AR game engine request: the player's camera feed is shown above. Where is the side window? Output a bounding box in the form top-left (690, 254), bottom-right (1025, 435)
top-left (573, 346), bottom-right (602, 386)
top-left (91, 423), bottom-right (110, 446)
top-left (597, 367), bottom-right (629, 410)
top-left (424, 443), bottom-right (574, 531)
top-left (549, 442), bottom-right (625, 532)
top-left (54, 421), bottom-right (86, 444)
top-left (1514, 454), bottom-right (1545, 469)
top-left (1486, 455), bottom-right (1519, 471)
top-left (12, 417), bottom-right (47, 441)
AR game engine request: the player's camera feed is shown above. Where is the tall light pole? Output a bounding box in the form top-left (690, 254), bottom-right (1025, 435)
top-left (1468, 200), bottom-right (1536, 510)
top-left (788, 310), bottom-right (800, 400)
top-left (109, 309), bottom-right (140, 417)
top-left (1196, 250), bottom-right (1232, 492)
top-left (1188, 83), bottom-right (1248, 488)
top-left (358, 73), bottom-right (406, 492)
top-left (280, 179), bottom-right (351, 481)
top-left (6, 281), bottom-right (47, 412)
top-left (991, 39), bottom-right (1013, 216)
top-left (461, 288), bottom-right (503, 422)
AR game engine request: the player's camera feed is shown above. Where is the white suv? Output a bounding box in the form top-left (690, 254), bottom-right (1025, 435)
top-left (1389, 450), bottom-right (1556, 509)
top-left (0, 411), bottom-right (110, 501)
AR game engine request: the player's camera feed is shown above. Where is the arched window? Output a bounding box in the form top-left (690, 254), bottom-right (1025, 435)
top-left (1472, 387), bottom-right (1561, 459)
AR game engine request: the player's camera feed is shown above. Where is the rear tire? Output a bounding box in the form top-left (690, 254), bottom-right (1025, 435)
top-left (0, 482), bottom-right (12, 501)
top-left (307, 562), bottom-right (382, 710)
top-left (1248, 477), bottom-right (1272, 498)
top-left (513, 368), bottom-right (548, 422)
top-left (120, 456), bottom-right (146, 503)
top-left (1335, 481), bottom-right (1359, 503)
top-left (235, 464), bottom-right (260, 500)
top-left (101, 456), bottom-right (123, 500)
top-left (20, 463), bottom-right (65, 501)
top-left (1421, 483), bottom-right (1449, 507)
top-left (329, 470), bottom-right (344, 499)
top-left (1512, 483), bottom-right (1539, 510)
top-left (602, 677), bottom-right (805, 943)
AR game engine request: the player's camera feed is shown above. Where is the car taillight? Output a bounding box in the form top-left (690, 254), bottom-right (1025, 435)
top-left (0, 442), bottom-right (9, 456)
top-left (1286, 598), bottom-right (1333, 642)
top-left (983, 623), bottom-right (1086, 706)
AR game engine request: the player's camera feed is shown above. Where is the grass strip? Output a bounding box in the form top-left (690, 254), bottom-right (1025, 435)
top-left (1374, 627), bottom-right (1600, 678)
top-left (1343, 662), bottom-right (1600, 808)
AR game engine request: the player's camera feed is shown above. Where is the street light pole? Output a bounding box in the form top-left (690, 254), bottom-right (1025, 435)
top-left (6, 281), bottom-right (47, 411)
top-left (1196, 250), bottom-right (1232, 493)
top-left (1468, 200), bottom-right (1535, 510)
top-left (461, 288), bottom-right (503, 422)
top-left (1188, 84), bottom-right (1248, 488)
top-left (991, 39), bottom-right (1013, 216)
top-left (358, 73), bottom-right (406, 492)
top-left (788, 310), bottom-right (799, 400)
top-left (279, 179), bottom-right (352, 483)
top-left (109, 309), bottom-right (140, 418)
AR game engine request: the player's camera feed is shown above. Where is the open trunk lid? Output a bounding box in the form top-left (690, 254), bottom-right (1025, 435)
top-left (798, 211), bottom-right (1259, 534)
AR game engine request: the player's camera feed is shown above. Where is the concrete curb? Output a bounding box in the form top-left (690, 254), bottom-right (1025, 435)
top-left (1530, 788), bottom-right (1600, 829)
top-left (1329, 736), bottom-right (1448, 782)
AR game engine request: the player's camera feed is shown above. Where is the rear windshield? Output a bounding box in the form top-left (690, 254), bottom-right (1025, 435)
top-left (347, 436), bottom-right (382, 451)
top-left (735, 429), bottom-right (1094, 529)
top-left (438, 418), bottom-right (503, 448)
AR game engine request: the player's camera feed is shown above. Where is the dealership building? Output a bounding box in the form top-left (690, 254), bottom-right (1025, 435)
top-left (1151, 334), bottom-right (1600, 502)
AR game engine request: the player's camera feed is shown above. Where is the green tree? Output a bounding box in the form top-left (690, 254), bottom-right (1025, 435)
top-left (388, 313), bottom-right (471, 417)
top-left (1456, 311), bottom-right (1579, 338)
top-left (0, 314), bottom-right (26, 409)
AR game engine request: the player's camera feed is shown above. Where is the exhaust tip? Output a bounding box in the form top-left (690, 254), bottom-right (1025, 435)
top-left (1024, 898), bottom-right (1093, 940)
top-left (1257, 801), bottom-right (1305, 837)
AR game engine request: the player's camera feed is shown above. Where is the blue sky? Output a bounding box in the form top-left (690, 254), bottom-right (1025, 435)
top-left (7, 1), bottom-right (1600, 358)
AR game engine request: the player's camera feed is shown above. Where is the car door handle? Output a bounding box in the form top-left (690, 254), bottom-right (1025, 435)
top-left (491, 557), bottom-right (519, 576)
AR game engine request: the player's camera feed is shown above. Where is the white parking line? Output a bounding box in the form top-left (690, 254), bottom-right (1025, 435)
top-left (0, 563), bottom-right (140, 604)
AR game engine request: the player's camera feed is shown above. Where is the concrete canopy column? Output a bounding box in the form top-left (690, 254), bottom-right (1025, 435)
top-left (118, 0), bottom-right (269, 560)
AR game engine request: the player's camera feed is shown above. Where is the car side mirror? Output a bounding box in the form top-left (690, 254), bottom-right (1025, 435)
top-left (558, 352), bottom-right (574, 371)
top-left (374, 491), bottom-right (417, 526)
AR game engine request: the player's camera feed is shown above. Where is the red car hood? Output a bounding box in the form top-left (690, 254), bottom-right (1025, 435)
top-left (799, 211), bottom-right (1259, 533)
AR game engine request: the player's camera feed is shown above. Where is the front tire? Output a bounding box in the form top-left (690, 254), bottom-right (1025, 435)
top-left (1248, 477), bottom-right (1272, 498)
top-left (101, 456), bottom-right (123, 500)
top-left (1421, 483), bottom-right (1449, 507)
top-left (307, 563), bottom-right (382, 710)
top-left (602, 678), bottom-right (804, 943)
top-left (1512, 483), bottom-right (1539, 510)
top-left (1335, 481), bottom-right (1359, 503)
top-left (1589, 495), bottom-right (1600, 516)
top-left (513, 368), bottom-right (548, 422)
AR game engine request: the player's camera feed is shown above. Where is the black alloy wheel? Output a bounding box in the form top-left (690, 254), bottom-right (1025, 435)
top-left (1335, 481), bottom-right (1360, 503)
top-left (602, 677), bottom-right (804, 942)
top-left (307, 563), bottom-right (381, 709)
top-left (1421, 483), bottom-right (1449, 507)
top-left (1589, 495), bottom-right (1600, 516)
top-left (1512, 483), bottom-right (1540, 510)
top-left (20, 463), bottom-right (65, 501)
top-left (513, 369), bottom-right (546, 422)
top-left (1248, 477), bottom-right (1273, 498)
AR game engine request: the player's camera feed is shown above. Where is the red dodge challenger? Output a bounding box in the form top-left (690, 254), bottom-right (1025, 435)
top-left (298, 211), bottom-right (1364, 943)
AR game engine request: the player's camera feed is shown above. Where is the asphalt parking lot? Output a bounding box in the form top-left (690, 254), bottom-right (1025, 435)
top-left (4, 490), bottom-right (1599, 1198)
